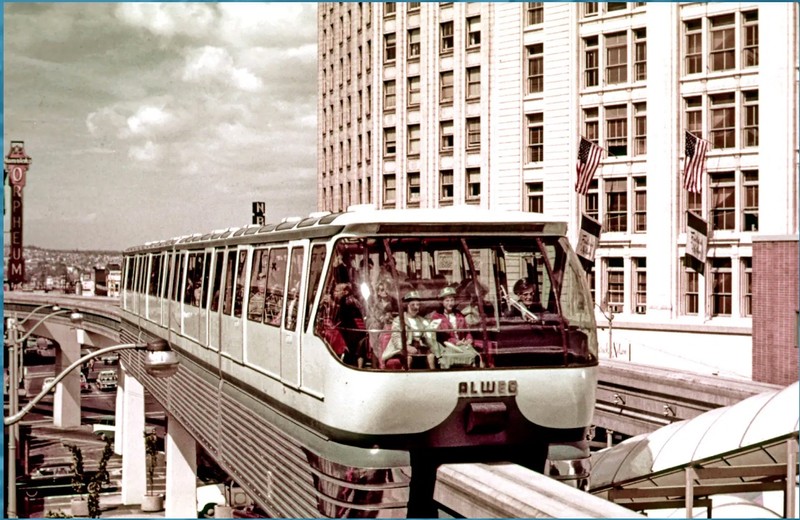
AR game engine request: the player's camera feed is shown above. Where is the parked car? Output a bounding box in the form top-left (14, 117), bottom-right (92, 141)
top-left (16, 463), bottom-right (101, 498)
top-left (96, 370), bottom-right (118, 391)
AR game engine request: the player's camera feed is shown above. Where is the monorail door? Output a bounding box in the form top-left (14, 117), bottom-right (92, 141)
top-left (280, 241), bottom-right (307, 388)
top-left (220, 247), bottom-right (247, 363)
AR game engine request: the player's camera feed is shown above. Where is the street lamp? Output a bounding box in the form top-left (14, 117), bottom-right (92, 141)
top-left (15, 304), bottom-right (61, 327)
top-left (5, 339), bottom-right (179, 426)
top-left (4, 309), bottom-right (179, 517)
top-left (595, 302), bottom-right (614, 359)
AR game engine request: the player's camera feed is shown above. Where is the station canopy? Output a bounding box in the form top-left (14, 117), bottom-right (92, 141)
top-left (590, 382), bottom-right (799, 495)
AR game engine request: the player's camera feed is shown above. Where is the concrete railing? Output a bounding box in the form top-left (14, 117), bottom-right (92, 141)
top-left (435, 462), bottom-right (643, 518)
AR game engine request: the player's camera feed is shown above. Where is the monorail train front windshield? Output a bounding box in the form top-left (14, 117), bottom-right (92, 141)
top-left (315, 234), bottom-right (597, 370)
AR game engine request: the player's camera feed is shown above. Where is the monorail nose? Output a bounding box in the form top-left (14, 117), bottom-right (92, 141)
top-left (465, 401), bottom-right (508, 434)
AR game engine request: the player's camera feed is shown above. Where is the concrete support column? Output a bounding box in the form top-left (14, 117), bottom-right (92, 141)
top-left (120, 371), bottom-right (147, 505)
top-left (164, 413), bottom-right (198, 518)
top-left (113, 364), bottom-right (126, 456)
top-left (50, 327), bottom-right (81, 428)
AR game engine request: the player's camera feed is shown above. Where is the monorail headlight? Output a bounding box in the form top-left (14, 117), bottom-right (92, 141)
top-left (143, 338), bottom-right (180, 378)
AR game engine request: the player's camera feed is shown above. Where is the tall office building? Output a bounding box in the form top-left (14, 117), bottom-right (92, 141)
top-left (317, 2), bottom-right (799, 380)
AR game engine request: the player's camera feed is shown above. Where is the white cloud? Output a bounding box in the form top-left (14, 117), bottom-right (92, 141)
top-left (128, 141), bottom-right (159, 162)
top-left (115, 3), bottom-right (217, 39)
top-left (126, 106), bottom-right (173, 136)
top-left (181, 46), bottom-right (263, 92)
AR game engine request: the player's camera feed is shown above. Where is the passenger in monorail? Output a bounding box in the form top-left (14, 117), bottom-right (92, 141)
top-left (383, 290), bottom-right (440, 369)
top-left (366, 279), bottom-right (398, 364)
top-left (320, 282), bottom-right (368, 367)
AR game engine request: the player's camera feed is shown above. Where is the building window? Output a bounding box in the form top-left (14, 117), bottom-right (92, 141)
top-left (634, 258), bottom-right (646, 314)
top-left (526, 43), bottom-right (543, 94)
top-left (440, 121), bottom-right (454, 152)
top-left (585, 179), bottom-right (599, 221)
top-left (584, 3), bottom-right (598, 17)
top-left (684, 190), bottom-right (702, 232)
top-left (685, 19), bottom-right (702, 74)
top-left (383, 80), bottom-right (396, 110)
top-left (440, 71), bottom-right (454, 102)
top-left (634, 176), bottom-right (646, 232)
top-left (684, 263), bottom-right (699, 315)
top-left (605, 32), bottom-right (627, 85)
top-left (584, 107), bottom-right (599, 143)
top-left (467, 16), bottom-right (481, 48)
top-left (345, 138), bottom-right (351, 167)
top-left (365, 130), bottom-right (371, 161)
top-left (742, 90), bottom-right (758, 147)
top-left (587, 267), bottom-right (596, 305)
top-left (604, 178), bottom-right (628, 232)
top-left (634, 29), bottom-right (646, 81)
top-left (440, 170), bottom-right (454, 203)
top-left (466, 66), bottom-right (481, 99)
top-left (366, 41), bottom-right (372, 72)
top-left (710, 92), bottom-right (735, 149)
top-left (634, 102), bottom-right (646, 156)
top-left (607, 2), bottom-right (627, 12)
top-left (441, 21), bottom-right (454, 54)
top-left (685, 96), bottom-right (702, 135)
top-left (742, 170), bottom-right (759, 232)
top-left (407, 172), bottom-right (421, 207)
top-left (741, 257), bottom-right (752, 317)
top-left (365, 85), bottom-right (371, 116)
top-left (357, 135), bottom-right (363, 164)
top-left (526, 2), bottom-right (543, 25)
top-left (466, 117), bottom-right (481, 150)
top-left (526, 113), bottom-right (544, 163)
top-left (408, 2), bottom-right (420, 11)
top-left (710, 171), bottom-right (735, 231)
top-left (584, 36), bottom-right (599, 88)
top-left (709, 14), bottom-right (735, 72)
top-left (384, 33), bottom-right (396, 62)
top-left (384, 3), bottom-right (396, 16)
top-left (408, 28), bottom-right (421, 59)
top-left (407, 124), bottom-right (420, 156)
top-left (408, 76), bottom-right (420, 107)
top-left (742, 10), bottom-right (759, 67)
top-left (710, 258), bottom-right (732, 316)
top-left (605, 105), bottom-right (627, 157)
top-left (466, 168), bottom-right (481, 202)
top-left (384, 127), bottom-right (396, 156)
top-left (383, 174), bottom-right (396, 206)
top-left (526, 182), bottom-right (543, 213)
top-left (605, 257), bottom-right (624, 314)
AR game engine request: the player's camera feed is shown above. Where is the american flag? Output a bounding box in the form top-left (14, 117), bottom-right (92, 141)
top-left (683, 131), bottom-right (708, 193)
top-left (575, 137), bottom-right (603, 195)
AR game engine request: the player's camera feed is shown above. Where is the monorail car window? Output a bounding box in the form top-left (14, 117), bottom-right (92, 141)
top-left (233, 250), bottom-right (248, 318)
top-left (124, 257), bottom-right (134, 291)
top-left (200, 252), bottom-right (212, 309)
top-left (171, 252), bottom-right (184, 302)
top-left (148, 254), bottom-right (162, 297)
top-left (304, 244), bottom-right (327, 331)
top-left (284, 248), bottom-right (304, 330)
top-left (222, 252), bottom-right (236, 315)
top-left (264, 248), bottom-right (287, 326)
top-left (162, 253), bottom-right (174, 300)
top-left (248, 248), bottom-right (269, 322)
top-left (210, 250), bottom-right (224, 312)
top-left (137, 255), bottom-right (147, 294)
top-left (315, 235), bottom-right (597, 370)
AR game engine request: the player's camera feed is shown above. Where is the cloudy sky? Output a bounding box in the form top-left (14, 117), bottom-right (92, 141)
top-left (4, 3), bottom-right (319, 251)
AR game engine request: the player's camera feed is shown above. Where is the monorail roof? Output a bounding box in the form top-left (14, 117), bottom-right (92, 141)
top-left (124, 207), bottom-right (567, 254)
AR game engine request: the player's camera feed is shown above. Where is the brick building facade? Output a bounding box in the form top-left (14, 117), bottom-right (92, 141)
top-left (752, 236), bottom-right (799, 386)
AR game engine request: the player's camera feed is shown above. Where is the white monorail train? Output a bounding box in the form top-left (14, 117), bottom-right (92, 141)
top-left (120, 207), bottom-right (598, 517)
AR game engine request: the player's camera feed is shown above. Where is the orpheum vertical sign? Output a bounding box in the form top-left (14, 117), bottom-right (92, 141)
top-left (5, 141), bottom-right (32, 286)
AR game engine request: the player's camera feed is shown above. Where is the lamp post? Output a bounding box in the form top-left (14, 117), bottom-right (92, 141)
top-left (4, 311), bottom-right (179, 517)
top-left (5, 308), bottom-right (79, 519)
top-left (595, 302), bottom-right (614, 359)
